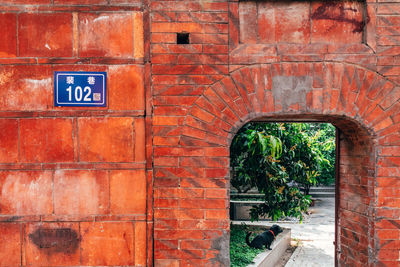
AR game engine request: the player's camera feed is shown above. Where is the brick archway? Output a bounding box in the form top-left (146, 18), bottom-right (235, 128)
top-left (154, 62), bottom-right (399, 266)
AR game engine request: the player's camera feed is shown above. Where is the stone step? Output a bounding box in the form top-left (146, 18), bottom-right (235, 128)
top-left (308, 187), bottom-right (335, 193)
top-left (230, 201), bottom-right (267, 220)
top-left (230, 193), bottom-right (264, 199)
top-left (309, 192), bottom-right (335, 198)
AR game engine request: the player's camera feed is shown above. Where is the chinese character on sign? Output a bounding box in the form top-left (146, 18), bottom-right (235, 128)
top-left (93, 93), bottom-right (101, 101)
top-left (88, 76), bottom-right (95, 85)
top-left (66, 76), bottom-right (74, 84)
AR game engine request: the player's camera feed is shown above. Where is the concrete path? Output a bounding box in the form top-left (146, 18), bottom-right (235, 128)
top-left (237, 197), bottom-right (335, 267)
top-left (283, 197), bottom-right (335, 267)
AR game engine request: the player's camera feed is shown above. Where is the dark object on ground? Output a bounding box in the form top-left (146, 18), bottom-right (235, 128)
top-left (246, 224), bottom-right (283, 250)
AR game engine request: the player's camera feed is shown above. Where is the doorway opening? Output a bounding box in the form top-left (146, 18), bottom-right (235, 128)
top-left (229, 122), bottom-right (337, 267)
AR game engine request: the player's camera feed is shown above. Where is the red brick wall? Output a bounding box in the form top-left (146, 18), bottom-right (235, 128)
top-left (1, 0), bottom-right (400, 266)
top-left (0, 0), bottom-right (151, 266)
top-left (151, 0), bottom-right (400, 266)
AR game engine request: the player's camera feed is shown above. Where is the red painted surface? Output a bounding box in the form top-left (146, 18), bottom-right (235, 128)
top-left (78, 13), bottom-right (135, 58)
top-left (19, 13), bottom-right (73, 57)
top-left (0, 0), bottom-right (399, 266)
top-left (0, 13), bottom-right (17, 58)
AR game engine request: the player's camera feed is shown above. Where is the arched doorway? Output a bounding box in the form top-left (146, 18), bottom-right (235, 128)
top-left (153, 62), bottom-right (397, 266)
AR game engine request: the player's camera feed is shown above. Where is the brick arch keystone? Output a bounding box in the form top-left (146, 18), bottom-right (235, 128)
top-left (154, 62), bottom-right (400, 267)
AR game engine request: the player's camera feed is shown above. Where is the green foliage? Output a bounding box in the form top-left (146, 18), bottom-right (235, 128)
top-left (306, 123), bottom-right (336, 186)
top-left (230, 124), bottom-right (282, 194)
top-left (230, 224), bottom-right (263, 267)
top-left (230, 122), bottom-right (336, 221)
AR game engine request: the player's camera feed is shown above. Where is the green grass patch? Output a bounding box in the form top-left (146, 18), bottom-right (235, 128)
top-left (230, 224), bottom-right (266, 267)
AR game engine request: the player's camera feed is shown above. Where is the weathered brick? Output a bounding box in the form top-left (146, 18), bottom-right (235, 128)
top-left (79, 12), bottom-right (134, 57)
top-left (78, 117), bottom-right (134, 162)
top-left (203, 44), bottom-right (228, 54)
top-left (153, 65), bottom-right (203, 75)
top-left (0, 171), bottom-right (53, 215)
top-left (275, 2), bottom-right (310, 43)
top-left (152, 32), bottom-right (176, 44)
top-left (153, 136), bottom-right (180, 146)
top-left (54, 170), bottom-right (109, 215)
top-left (239, 1), bottom-right (258, 44)
top-left (25, 222), bottom-right (80, 266)
top-left (152, 44), bottom-right (202, 54)
top-left (0, 13), bottom-right (17, 57)
top-left (0, 0), bottom-right (49, 3)
top-left (205, 23), bottom-right (228, 34)
top-left (151, 22), bottom-right (203, 33)
top-left (0, 65), bottom-right (52, 111)
top-left (0, 119), bottom-right (18, 163)
top-left (110, 169), bottom-right (146, 214)
top-left (378, 249), bottom-right (400, 260)
top-left (311, 1), bottom-right (363, 44)
top-left (257, 2), bottom-right (275, 44)
top-left (135, 221), bottom-right (147, 265)
top-left (19, 13), bottom-right (73, 57)
top-left (153, 116), bottom-right (184, 126)
top-left (109, 65), bottom-right (145, 110)
top-left (109, 0), bottom-right (142, 4)
top-left (54, 0), bottom-right (106, 3)
top-left (191, 33), bottom-right (228, 45)
top-left (134, 12), bottom-right (144, 58)
top-left (205, 188), bottom-right (227, 199)
top-left (154, 259), bottom-right (180, 267)
top-left (155, 157), bottom-right (180, 167)
top-left (151, 1), bottom-right (202, 12)
top-left (80, 222), bottom-right (134, 266)
top-left (151, 54), bottom-right (177, 64)
top-left (20, 118), bottom-right (74, 163)
top-left (380, 146), bottom-right (400, 156)
top-left (135, 117), bottom-right (146, 162)
top-left (0, 223), bottom-right (21, 266)
top-left (155, 229), bottom-right (203, 240)
top-left (378, 4), bottom-right (400, 14)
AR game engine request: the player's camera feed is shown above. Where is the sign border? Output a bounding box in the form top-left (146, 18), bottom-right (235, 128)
top-left (54, 71), bottom-right (107, 107)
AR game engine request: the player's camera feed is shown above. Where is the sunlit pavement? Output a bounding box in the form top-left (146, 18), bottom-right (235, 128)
top-left (235, 197), bottom-right (335, 267)
top-left (283, 197), bottom-right (335, 267)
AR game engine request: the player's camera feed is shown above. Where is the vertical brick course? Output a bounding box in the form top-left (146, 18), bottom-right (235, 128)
top-left (0, 0), bottom-right (147, 265)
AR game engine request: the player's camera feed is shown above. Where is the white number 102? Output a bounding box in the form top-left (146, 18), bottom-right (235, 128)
top-left (66, 86), bottom-right (92, 102)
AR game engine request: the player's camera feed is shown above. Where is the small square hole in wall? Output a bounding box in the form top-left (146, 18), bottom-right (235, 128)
top-left (177, 32), bottom-right (190, 44)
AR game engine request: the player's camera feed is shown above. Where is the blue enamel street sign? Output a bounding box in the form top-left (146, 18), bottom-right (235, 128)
top-left (54, 72), bottom-right (107, 107)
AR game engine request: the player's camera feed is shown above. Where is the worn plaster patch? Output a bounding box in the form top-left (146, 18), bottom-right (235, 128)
top-left (272, 75), bottom-right (313, 110)
top-left (0, 172), bottom-right (52, 214)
